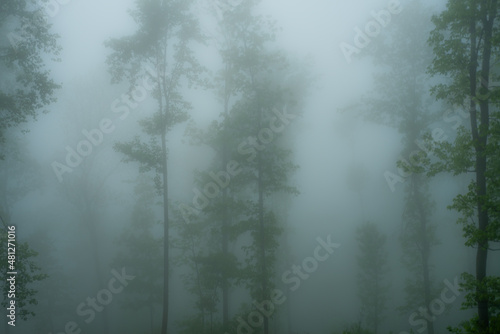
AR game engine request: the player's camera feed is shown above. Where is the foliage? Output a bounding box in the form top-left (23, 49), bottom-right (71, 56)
top-left (28, 227), bottom-right (74, 333)
top-left (106, 1), bottom-right (205, 332)
top-left (448, 313), bottom-right (500, 334)
top-left (0, 133), bottom-right (47, 323)
top-left (427, 0), bottom-right (500, 331)
top-left (351, 3), bottom-right (440, 333)
top-left (174, 3), bottom-right (307, 334)
top-left (0, 222), bottom-right (47, 321)
top-left (0, 0), bottom-right (60, 152)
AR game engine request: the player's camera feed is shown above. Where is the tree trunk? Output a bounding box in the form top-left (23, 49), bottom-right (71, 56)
top-left (414, 176), bottom-right (434, 334)
top-left (421, 230), bottom-right (433, 334)
top-left (257, 108), bottom-right (269, 334)
top-left (160, 128), bottom-right (169, 334)
top-left (469, 1), bottom-right (497, 328)
top-left (88, 219), bottom-right (109, 334)
top-left (222, 184), bottom-right (229, 330)
top-left (222, 73), bottom-right (230, 330)
top-left (159, 60), bottom-right (170, 332)
top-left (150, 303), bottom-right (154, 334)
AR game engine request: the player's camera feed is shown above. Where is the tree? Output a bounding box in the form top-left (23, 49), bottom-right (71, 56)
top-left (183, 4), bottom-right (305, 334)
top-left (221, 6), bottom-right (305, 333)
top-left (113, 175), bottom-right (163, 333)
top-left (0, 2), bottom-right (59, 325)
top-left (0, 217), bottom-right (47, 334)
top-left (0, 3), bottom-right (59, 326)
top-left (179, 117), bottom-right (248, 334)
top-left (427, 0), bottom-right (500, 331)
top-left (234, 49), bottom-right (299, 334)
top-left (0, 0), bottom-right (60, 152)
top-left (355, 222), bottom-right (389, 334)
top-left (206, 3), bottom-right (252, 328)
top-left (28, 226), bottom-right (74, 334)
top-left (350, 2), bottom-right (440, 332)
top-left (173, 196), bottom-right (241, 334)
top-left (105, 1), bottom-right (204, 332)
top-left (179, 1), bottom-right (280, 329)
top-left (0, 132), bottom-right (47, 333)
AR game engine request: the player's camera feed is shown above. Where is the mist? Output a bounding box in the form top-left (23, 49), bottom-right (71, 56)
top-left (1, 1), bottom-right (499, 334)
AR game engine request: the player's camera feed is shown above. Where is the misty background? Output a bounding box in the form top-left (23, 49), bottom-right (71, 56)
top-left (1, 0), bottom-right (499, 334)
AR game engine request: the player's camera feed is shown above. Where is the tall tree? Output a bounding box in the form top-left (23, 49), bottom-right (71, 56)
top-left (180, 117), bottom-right (247, 334)
top-left (356, 222), bottom-right (389, 334)
top-left (0, 133), bottom-right (47, 334)
top-left (234, 51), bottom-right (299, 334)
top-left (0, 3), bottom-right (59, 328)
top-left (105, 1), bottom-right (203, 332)
top-left (427, 0), bottom-right (500, 331)
top-left (0, 0), bottom-right (60, 151)
top-left (209, 3), bottom-right (248, 328)
top-left (180, 3), bottom-right (306, 334)
top-left (350, 2), bottom-right (440, 332)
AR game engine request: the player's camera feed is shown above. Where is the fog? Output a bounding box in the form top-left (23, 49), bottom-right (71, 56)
top-left (1, 0), bottom-right (499, 334)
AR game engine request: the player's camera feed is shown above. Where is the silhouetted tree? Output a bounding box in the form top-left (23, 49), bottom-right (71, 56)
top-left (0, 0), bottom-right (60, 151)
top-left (349, 3), bottom-right (440, 332)
top-left (106, 1), bottom-right (204, 332)
top-left (427, 0), bottom-right (500, 331)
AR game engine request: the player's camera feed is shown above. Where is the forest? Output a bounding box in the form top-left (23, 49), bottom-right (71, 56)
top-left (0, 0), bottom-right (499, 333)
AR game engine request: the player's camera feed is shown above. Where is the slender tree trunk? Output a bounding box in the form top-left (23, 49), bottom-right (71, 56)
top-left (414, 176), bottom-right (434, 334)
top-left (189, 230), bottom-right (206, 330)
top-left (421, 226), bottom-right (433, 334)
top-left (405, 72), bottom-right (435, 334)
top-left (374, 272), bottom-right (379, 334)
top-left (286, 288), bottom-right (292, 334)
top-left (475, 126), bottom-right (490, 331)
top-left (404, 133), bottom-right (434, 334)
top-left (222, 70), bottom-right (230, 330)
top-left (421, 242), bottom-right (433, 334)
top-left (257, 108), bottom-right (269, 334)
top-left (150, 303), bottom-right (154, 334)
top-left (48, 298), bottom-right (55, 333)
top-left (87, 214), bottom-right (109, 334)
top-left (160, 127), bottom-right (169, 334)
top-left (222, 179), bottom-right (229, 330)
top-left (476, 2), bottom-right (497, 328)
top-left (159, 57), bottom-right (170, 332)
top-left (258, 163), bottom-right (268, 334)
